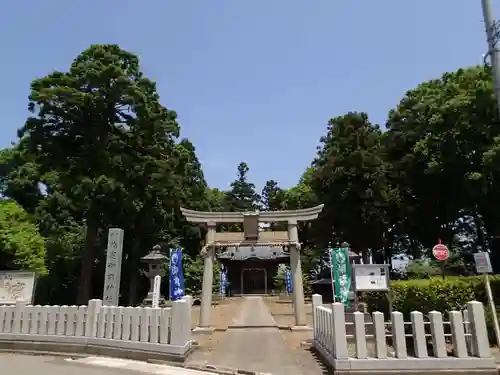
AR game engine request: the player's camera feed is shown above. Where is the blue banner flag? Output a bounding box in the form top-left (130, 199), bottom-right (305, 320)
top-left (219, 270), bottom-right (227, 297)
top-left (285, 269), bottom-right (293, 293)
top-left (169, 248), bottom-right (185, 301)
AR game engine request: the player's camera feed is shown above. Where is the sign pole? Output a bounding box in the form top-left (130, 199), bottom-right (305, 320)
top-left (352, 266), bottom-right (359, 312)
top-left (485, 272), bottom-right (500, 346)
top-left (168, 248), bottom-right (173, 301)
top-left (474, 251), bottom-right (500, 346)
top-left (329, 248), bottom-right (336, 303)
top-left (432, 238), bottom-right (449, 279)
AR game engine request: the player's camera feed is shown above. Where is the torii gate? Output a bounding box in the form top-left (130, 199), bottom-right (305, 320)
top-left (180, 204), bottom-right (324, 331)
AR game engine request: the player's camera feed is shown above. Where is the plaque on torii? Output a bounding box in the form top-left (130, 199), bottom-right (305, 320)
top-left (242, 211), bottom-right (259, 241)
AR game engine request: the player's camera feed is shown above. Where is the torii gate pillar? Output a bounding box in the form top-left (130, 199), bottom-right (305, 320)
top-left (200, 222), bottom-right (216, 328)
top-left (288, 219), bottom-right (307, 326)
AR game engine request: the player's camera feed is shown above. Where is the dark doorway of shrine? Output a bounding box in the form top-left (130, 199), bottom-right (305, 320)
top-left (241, 268), bottom-right (267, 294)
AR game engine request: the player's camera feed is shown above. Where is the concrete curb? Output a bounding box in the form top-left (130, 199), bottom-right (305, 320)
top-left (0, 340), bottom-right (191, 363)
top-left (147, 360), bottom-right (270, 375)
top-left (0, 348), bottom-right (88, 359)
top-left (226, 325), bottom-right (278, 330)
top-left (0, 349), bottom-right (269, 375)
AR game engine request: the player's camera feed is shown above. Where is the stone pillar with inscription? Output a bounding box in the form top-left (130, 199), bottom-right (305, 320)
top-left (288, 219), bottom-right (307, 327)
top-left (103, 228), bottom-right (124, 306)
top-left (196, 221), bottom-right (216, 332)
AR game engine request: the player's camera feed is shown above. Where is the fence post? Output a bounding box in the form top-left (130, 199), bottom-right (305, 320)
top-left (410, 311), bottom-right (428, 358)
top-left (170, 300), bottom-right (191, 346)
top-left (21, 305), bottom-right (32, 334)
top-left (13, 301), bottom-right (27, 334)
top-left (372, 311), bottom-right (387, 359)
top-left (85, 299), bottom-right (102, 337)
top-left (331, 302), bottom-right (348, 359)
top-left (462, 309), bottom-right (474, 356)
top-left (159, 307), bottom-right (171, 344)
top-left (97, 306), bottom-right (107, 338)
top-left (150, 307), bottom-right (161, 343)
top-left (467, 301), bottom-right (491, 358)
top-left (0, 305), bottom-right (6, 333)
top-left (450, 310), bottom-right (468, 358)
top-left (429, 311), bottom-right (447, 358)
top-left (114, 307), bottom-right (124, 340)
top-left (140, 307), bottom-right (151, 342)
top-left (353, 311), bottom-right (367, 359)
top-left (30, 306), bottom-right (41, 335)
top-left (391, 311), bottom-right (407, 358)
top-left (312, 294), bottom-right (323, 340)
top-left (47, 306), bottom-right (58, 335)
top-left (183, 295), bottom-right (193, 322)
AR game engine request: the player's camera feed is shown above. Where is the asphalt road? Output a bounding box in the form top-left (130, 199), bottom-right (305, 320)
top-left (0, 354), bottom-right (132, 375)
top-left (0, 353), bottom-right (213, 375)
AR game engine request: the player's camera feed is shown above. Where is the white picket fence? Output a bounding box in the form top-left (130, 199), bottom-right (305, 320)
top-left (0, 297), bottom-right (193, 357)
top-left (311, 294), bottom-right (497, 372)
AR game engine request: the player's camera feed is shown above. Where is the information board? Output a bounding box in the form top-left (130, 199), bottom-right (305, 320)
top-left (0, 271), bottom-right (37, 305)
top-left (353, 264), bottom-right (389, 292)
top-left (474, 252), bottom-right (493, 274)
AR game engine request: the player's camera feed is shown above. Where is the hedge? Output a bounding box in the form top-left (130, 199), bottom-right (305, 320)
top-left (361, 275), bottom-right (500, 316)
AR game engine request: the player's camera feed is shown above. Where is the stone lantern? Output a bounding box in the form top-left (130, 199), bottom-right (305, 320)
top-left (140, 244), bottom-right (167, 307)
top-left (341, 242), bottom-right (362, 265)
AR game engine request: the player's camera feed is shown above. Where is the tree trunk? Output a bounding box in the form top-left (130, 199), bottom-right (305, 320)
top-left (77, 221), bottom-right (98, 305)
top-left (127, 267), bottom-right (139, 306)
top-left (127, 239), bottom-right (142, 306)
top-left (385, 229), bottom-right (394, 265)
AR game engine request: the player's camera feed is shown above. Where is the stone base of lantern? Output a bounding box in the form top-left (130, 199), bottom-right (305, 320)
top-left (140, 292), bottom-right (167, 307)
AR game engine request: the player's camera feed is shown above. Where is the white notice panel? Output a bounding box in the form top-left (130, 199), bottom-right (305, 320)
top-left (474, 252), bottom-right (493, 274)
top-left (354, 264), bottom-right (389, 292)
top-left (0, 271), bottom-right (37, 305)
top-left (103, 228), bottom-right (124, 306)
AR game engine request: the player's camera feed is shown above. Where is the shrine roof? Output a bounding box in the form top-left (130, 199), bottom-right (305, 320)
top-left (141, 249), bottom-right (167, 261)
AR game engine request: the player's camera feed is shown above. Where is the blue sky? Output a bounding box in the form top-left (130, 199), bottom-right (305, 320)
top-left (1, 1), bottom-right (497, 191)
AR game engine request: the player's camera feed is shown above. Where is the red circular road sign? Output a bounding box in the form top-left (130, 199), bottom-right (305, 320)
top-left (432, 242), bottom-right (449, 261)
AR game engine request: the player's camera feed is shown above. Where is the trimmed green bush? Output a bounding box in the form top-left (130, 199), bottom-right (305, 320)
top-left (361, 276), bottom-right (500, 317)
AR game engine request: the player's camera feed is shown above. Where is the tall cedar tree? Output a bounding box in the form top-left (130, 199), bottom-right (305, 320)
top-left (19, 44), bottom-right (183, 303)
top-left (227, 162), bottom-right (261, 212)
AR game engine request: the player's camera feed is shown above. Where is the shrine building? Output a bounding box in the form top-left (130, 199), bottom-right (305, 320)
top-left (217, 245), bottom-right (290, 295)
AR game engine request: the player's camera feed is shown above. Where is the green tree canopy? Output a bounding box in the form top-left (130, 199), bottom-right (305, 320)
top-left (261, 180), bottom-right (282, 211)
top-left (311, 112), bottom-right (390, 257)
top-left (226, 162), bottom-right (260, 212)
top-left (6, 44), bottom-right (210, 304)
top-left (384, 65), bottom-right (500, 268)
top-left (0, 199), bottom-right (46, 274)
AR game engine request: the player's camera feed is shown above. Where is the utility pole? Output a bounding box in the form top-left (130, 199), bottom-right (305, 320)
top-left (482, 0), bottom-right (500, 110)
